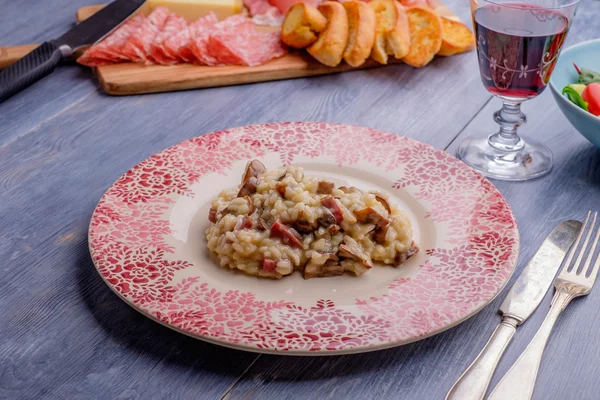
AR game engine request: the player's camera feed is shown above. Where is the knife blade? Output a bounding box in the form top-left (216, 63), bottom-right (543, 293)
top-left (446, 219), bottom-right (582, 400)
top-left (0, 0), bottom-right (145, 103)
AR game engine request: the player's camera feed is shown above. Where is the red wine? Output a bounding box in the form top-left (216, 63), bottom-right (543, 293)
top-left (474, 3), bottom-right (568, 100)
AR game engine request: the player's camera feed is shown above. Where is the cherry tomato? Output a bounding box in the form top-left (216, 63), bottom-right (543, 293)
top-left (582, 83), bottom-right (600, 116)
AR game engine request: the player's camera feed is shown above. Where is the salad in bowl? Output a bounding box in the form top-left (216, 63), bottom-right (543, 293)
top-left (562, 64), bottom-right (600, 117)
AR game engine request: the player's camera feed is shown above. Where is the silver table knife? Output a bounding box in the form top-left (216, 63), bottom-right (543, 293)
top-left (0, 0), bottom-right (145, 102)
top-left (446, 220), bottom-right (582, 400)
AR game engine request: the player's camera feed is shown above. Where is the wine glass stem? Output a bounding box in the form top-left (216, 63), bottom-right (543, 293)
top-left (489, 101), bottom-right (527, 152)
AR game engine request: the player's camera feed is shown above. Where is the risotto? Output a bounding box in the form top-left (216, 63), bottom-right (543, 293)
top-left (206, 160), bottom-right (419, 279)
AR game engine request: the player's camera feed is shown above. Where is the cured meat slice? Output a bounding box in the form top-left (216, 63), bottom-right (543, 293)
top-left (170, 12), bottom-right (219, 63)
top-left (207, 26), bottom-right (288, 66)
top-left (121, 6), bottom-right (170, 63)
top-left (77, 14), bottom-right (145, 67)
top-left (244, 0), bottom-right (274, 16)
top-left (244, 0), bottom-right (284, 26)
top-left (148, 13), bottom-right (188, 65)
top-left (190, 14), bottom-right (248, 66)
top-left (251, 6), bottom-right (284, 27)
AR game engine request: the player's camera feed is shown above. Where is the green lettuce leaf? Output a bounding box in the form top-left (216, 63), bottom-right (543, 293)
top-left (562, 85), bottom-right (589, 111)
top-left (578, 67), bottom-right (600, 85)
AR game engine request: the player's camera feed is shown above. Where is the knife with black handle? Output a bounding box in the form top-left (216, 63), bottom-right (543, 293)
top-left (0, 0), bottom-right (145, 103)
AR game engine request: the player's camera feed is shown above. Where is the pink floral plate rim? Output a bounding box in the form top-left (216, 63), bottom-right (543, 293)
top-left (88, 122), bottom-right (519, 355)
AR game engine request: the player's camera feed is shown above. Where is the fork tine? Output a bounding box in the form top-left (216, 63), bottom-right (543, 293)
top-left (574, 212), bottom-right (597, 275)
top-left (585, 217), bottom-right (600, 280)
top-left (564, 211), bottom-right (592, 272)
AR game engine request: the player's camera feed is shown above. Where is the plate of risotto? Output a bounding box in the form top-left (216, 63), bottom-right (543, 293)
top-left (89, 122), bottom-right (519, 355)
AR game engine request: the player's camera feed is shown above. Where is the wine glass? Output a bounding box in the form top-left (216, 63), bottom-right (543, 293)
top-left (458, 0), bottom-right (580, 181)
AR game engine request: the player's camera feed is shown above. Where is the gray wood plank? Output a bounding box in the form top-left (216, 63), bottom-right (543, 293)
top-left (0, 0), bottom-right (104, 147)
top-left (6, 0), bottom-right (599, 399)
top-left (1, 0), bottom-right (100, 45)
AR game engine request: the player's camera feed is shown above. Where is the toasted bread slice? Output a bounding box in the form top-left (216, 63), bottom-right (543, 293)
top-left (307, 2), bottom-right (349, 67)
top-left (343, 1), bottom-right (377, 67)
top-left (438, 17), bottom-right (476, 56)
top-left (402, 6), bottom-right (442, 68)
top-left (281, 3), bottom-right (328, 49)
top-left (369, 0), bottom-right (411, 65)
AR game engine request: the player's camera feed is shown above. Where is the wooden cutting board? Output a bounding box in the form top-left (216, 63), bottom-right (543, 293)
top-left (0, 3), bottom-right (464, 96)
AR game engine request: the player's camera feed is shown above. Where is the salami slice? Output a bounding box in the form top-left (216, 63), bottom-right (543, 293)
top-left (77, 14), bottom-right (145, 67)
top-left (148, 13), bottom-right (188, 65)
top-left (168, 12), bottom-right (219, 63)
top-left (190, 15), bottom-right (249, 66)
top-left (121, 6), bottom-right (170, 63)
top-left (244, 0), bottom-right (274, 16)
top-left (251, 6), bottom-right (284, 27)
top-left (207, 26), bottom-right (288, 66)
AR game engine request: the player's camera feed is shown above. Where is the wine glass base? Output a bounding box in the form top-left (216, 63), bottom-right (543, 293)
top-left (457, 137), bottom-right (553, 181)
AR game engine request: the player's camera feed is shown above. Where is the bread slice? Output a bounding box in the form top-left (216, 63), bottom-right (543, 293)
top-left (342, 1), bottom-right (377, 67)
top-left (307, 2), bottom-right (349, 67)
top-left (438, 17), bottom-right (476, 56)
top-left (281, 3), bottom-right (328, 49)
top-left (402, 6), bottom-right (442, 67)
top-left (369, 0), bottom-right (411, 64)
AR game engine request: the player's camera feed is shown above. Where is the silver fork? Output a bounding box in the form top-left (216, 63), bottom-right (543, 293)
top-left (488, 211), bottom-right (600, 400)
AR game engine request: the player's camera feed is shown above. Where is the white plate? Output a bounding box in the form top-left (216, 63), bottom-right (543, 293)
top-left (89, 122), bottom-right (519, 355)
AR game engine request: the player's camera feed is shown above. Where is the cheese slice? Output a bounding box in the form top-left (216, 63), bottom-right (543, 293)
top-left (143, 0), bottom-right (244, 22)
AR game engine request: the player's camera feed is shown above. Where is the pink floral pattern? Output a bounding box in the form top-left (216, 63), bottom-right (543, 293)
top-left (89, 122), bottom-right (519, 353)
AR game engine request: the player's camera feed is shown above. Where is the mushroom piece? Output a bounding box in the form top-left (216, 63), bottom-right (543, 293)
top-left (372, 193), bottom-right (392, 214)
top-left (338, 236), bottom-right (373, 268)
top-left (317, 207), bottom-right (337, 227)
top-left (293, 219), bottom-right (315, 234)
top-left (353, 207), bottom-right (389, 227)
top-left (317, 181), bottom-right (335, 194)
top-left (292, 210), bottom-right (316, 233)
top-left (303, 253), bottom-right (343, 279)
top-left (372, 222), bottom-right (390, 244)
top-left (393, 242), bottom-right (420, 266)
top-left (237, 160), bottom-right (266, 197)
top-left (275, 182), bottom-right (287, 198)
top-left (322, 196), bottom-right (344, 224)
top-left (270, 221), bottom-right (304, 248)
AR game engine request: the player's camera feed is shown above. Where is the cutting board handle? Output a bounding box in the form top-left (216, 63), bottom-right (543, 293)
top-left (0, 45), bottom-right (39, 70)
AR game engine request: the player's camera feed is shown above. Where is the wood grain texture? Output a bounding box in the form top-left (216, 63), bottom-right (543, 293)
top-left (1, 0), bottom-right (599, 399)
top-left (97, 55), bottom-right (406, 95)
top-left (0, 44), bottom-right (38, 69)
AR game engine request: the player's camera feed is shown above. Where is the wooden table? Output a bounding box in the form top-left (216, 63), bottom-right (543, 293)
top-left (2, 1), bottom-right (600, 399)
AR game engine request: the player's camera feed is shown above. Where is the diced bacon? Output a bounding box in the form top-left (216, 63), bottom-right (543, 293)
top-left (322, 196), bottom-right (344, 224)
top-left (148, 13), bottom-right (188, 65)
top-left (262, 258), bottom-right (278, 273)
top-left (77, 14), bottom-right (145, 66)
top-left (121, 6), bottom-right (170, 63)
top-left (270, 221), bottom-right (303, 248)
